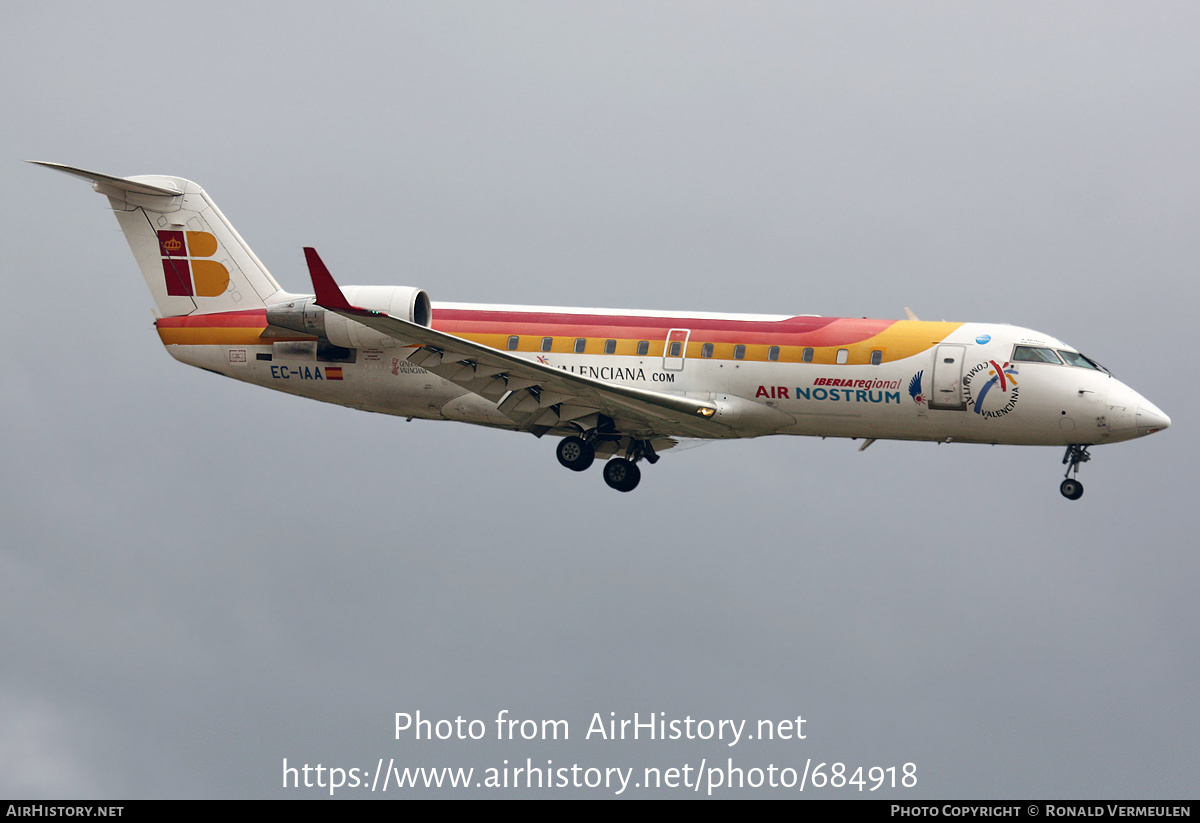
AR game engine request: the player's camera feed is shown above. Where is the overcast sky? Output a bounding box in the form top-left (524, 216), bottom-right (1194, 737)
top-left (2, 1), bottom-right (1196, 798)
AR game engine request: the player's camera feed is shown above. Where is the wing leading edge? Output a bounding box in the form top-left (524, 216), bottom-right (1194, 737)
top-left (304, 248), bottom-right (726, 438)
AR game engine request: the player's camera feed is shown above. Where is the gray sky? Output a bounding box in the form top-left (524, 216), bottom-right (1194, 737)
top-left (2, 1), bottom-right (1196, 798)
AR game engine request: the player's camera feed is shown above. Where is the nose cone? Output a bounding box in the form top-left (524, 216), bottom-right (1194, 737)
top-left (1136, 399), bottom-right (1171, 435)
top-left (1106, 381), bottom-right (1170, 439)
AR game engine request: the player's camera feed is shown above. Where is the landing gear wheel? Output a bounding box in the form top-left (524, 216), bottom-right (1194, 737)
top-left (1060, 444), bottom-right (1090, 501)
top-left (603, 458), bottom-right (641, 492)
top-left (556, 436), bottom-right (595, 472)
top-left (1060, 478), bottom-right (1084, 500)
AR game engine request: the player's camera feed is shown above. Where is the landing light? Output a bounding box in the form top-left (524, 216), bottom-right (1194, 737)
top-left (696, 407), bottom-right (715, 417)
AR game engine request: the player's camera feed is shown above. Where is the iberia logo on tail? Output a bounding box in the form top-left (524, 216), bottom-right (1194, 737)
top-left (157, 230), bottom-right (230, 297)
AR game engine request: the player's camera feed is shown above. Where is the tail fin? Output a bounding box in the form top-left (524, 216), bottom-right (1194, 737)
top-left (33, 161), bottom-right (286, 317)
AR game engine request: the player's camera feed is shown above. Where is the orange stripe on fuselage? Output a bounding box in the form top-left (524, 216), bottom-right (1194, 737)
top-left (435, 309), bottom-right (961, 365)
top-left (154, 309), bottom-right (311, 346)
top-left (154, 306), bottom-right (962, 365)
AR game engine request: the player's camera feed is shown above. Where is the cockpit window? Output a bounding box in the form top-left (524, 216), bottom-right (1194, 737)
top-left (1012, 345), bottom-right (1063, 364)
top-left (1057, 349), bottom-right (1105, 372)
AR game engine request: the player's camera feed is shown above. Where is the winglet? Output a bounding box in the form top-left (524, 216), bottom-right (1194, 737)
top-left (305, 247), bottom-right (361, 313)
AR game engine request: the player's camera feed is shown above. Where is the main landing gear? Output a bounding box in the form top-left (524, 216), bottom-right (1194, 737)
top-left (555, 430), bottom-right (658, 492)
top-left (602, 458), bottom-right (641, 493)
top-left (555, 436), bottom-right (595, 472)
top-left (1060, 444), bottom-right (1090, 500)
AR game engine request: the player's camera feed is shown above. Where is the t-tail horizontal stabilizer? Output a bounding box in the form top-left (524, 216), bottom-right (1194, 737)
top-left (29, 160), bottom-right (183, 197)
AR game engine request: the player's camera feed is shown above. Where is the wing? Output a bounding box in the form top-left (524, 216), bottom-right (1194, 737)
top-left (304, 248), bottom-right (726, 438)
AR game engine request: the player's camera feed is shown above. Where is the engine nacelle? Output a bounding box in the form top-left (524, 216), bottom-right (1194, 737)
top-left (339, 286), bottom-right (432, 327)
top-left (266, 286), bottom-right (431, 349)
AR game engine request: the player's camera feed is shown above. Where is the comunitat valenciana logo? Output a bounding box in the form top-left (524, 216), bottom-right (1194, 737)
top-left (158, 230), bottom-right (230, 297)
top-left (963, 360), bottom-right (1020, 418)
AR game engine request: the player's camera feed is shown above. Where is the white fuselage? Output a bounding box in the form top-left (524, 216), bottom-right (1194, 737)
top-left (162, 303), bottom-right (1166, 449)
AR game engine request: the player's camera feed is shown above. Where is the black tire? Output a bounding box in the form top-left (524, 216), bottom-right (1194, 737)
top-left (556, 436), bottom-right (595, 472)
top-left (1060, 478), bottom-right (1084, 500)
top-left (603, 458), bottom-right (641, 492)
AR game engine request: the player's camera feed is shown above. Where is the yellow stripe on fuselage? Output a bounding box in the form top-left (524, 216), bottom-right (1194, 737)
top-left (455, 321), bottom-right (962, 365)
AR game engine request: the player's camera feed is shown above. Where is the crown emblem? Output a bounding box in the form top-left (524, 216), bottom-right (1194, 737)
top-left (157, 230), bottom-right (227, 297)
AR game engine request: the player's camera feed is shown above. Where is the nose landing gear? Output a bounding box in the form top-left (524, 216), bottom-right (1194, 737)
top-left (1060, 478), bottom-right (1083, 500)
top-left (1060, 444), bottom-right (1090, 500)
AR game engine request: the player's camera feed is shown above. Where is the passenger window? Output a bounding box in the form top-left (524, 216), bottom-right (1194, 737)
top-left (870, 350), bottom-right (882, 365)
top-left (701, 343), bottom-right (713, 359)
top-left (637, 340), bottom-right (649, 356)
top-left (541, 337), bottom-right (553, 352)
top-left (802, 348), bottom-right (813, 363)
top-left (668, 341), bottom-right (682, 358)
top-left (734, 345), bottom-right (745, 360)
top-left (768, 346), bottom-right (780, 362)
top-left (507, 335), bottom-right (519, 351)
top-left (836, 349), bottom-right (849, 365)
top-left (574, 338), bottom-right (586, 354)
top-left (604, 339), bottom-right (616, 355)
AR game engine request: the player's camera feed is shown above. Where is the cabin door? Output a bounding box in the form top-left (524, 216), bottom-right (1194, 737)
top-left (929, 345), bottom-right (967, 410)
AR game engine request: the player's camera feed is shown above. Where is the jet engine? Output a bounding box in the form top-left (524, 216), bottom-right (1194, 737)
top-left (266, 285), bottom-right (431, 349)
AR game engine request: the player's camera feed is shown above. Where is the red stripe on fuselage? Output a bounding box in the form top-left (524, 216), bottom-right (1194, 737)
top-left (433, 309), bottom-right (893, 347)
top-left (154, 307), bottom-right (899, 348)
top-left (156, 309), bottom-right (269, 329)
